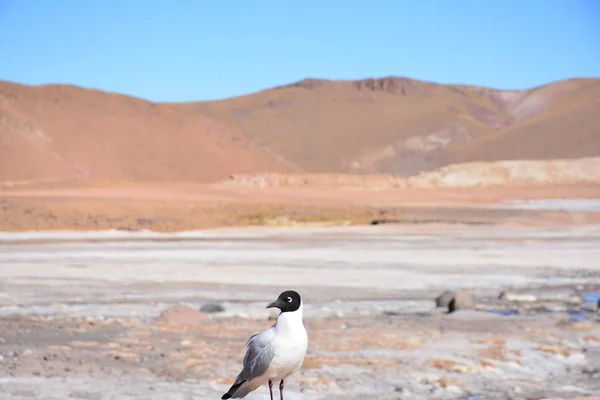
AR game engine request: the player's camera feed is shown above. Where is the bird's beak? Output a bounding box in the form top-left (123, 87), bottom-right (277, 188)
top-left (266, 300), bottom-right (279, 309)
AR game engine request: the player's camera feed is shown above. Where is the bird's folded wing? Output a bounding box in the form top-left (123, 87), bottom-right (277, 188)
top-left (239, 329), bottom-right (275, 381)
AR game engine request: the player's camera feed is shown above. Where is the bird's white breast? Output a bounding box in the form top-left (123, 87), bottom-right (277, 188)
top-left (266, 307), bottom-right (308, 381)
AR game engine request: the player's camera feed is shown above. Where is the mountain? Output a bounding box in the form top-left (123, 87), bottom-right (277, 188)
top-left (1, 76), bottom-right (599, 183)
top-left (0, 80), bottom-right (286, 183)
top-left (190, 76), bottom-right (600, 175)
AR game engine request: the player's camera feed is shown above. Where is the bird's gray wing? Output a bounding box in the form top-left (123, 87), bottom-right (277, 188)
top-left (238, 328), bottom-right (275, 382)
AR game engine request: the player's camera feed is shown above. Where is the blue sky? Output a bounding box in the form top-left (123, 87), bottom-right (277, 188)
top-left (1, 0), bottom-right (598, 101)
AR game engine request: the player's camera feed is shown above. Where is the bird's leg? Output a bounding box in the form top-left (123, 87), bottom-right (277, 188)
top-left (268, 380), bottom-right (274, 400)
top-left (279, 379), bottom-right (284, 400)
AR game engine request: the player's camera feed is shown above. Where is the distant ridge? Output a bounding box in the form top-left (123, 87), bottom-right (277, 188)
top-left (1, 75), bottom-right (599, 182)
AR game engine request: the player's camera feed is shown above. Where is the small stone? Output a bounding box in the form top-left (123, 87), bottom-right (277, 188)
top-left (180, 340), bottom-right (192, 347)
top-left (199, 303), bottom-right (226, 313)
top-left (436, 291), bottom-right (455, 308)
top-left (448, 291), bottom-right (475, 313)
top-left (394, 386), bottom-right (409, 395)
top-left (583, 304), bottom-right (597, 312)
top-left (110, 351), bottom-right (140, 360)
top-left (499, 291), bottom-right (537, 302)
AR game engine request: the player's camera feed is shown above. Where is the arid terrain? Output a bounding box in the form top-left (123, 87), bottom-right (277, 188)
top-left (1, 224), bottom-right (600, 400)
top-left (1, 180), bottom-right (600, 232)
top-left (1, 75), bottom-right (600, 400)
top-left (2, 74), bottom-right (599, 232)
top-left (2, 76), bottom-right (600, 183)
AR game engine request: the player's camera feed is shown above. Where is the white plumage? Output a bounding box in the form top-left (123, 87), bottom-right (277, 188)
top-left (222, 290), bottom-right (308, 399)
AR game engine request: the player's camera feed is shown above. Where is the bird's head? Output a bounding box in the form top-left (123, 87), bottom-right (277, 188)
top-left (266, 290), bottom-right (302, 313)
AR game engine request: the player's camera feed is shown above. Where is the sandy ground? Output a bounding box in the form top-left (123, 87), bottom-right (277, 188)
top-left (1, 183), bottom-right (600, 399)
top-left (1, 224), bottom-right (600, 400)
top-left (1, 182), bottom-right (600, 232)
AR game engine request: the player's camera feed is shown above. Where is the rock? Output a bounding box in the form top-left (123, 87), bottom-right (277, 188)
top-left (436, 291), bottom-right (456, 308)
top-left (448, 292), bottom-right (475, 313)
top-left (110, 351), bottom-right (140, 360)
top-left (567, 296), bottom-right (584, 305)
top-left (199, 303), bottom-right (225, 314)
top-left (154, 305), bottom-right (207, 327)
top-left (499, 291), bottom-right (538, 302)
top-left (136, 218), bottom-right (155, 226)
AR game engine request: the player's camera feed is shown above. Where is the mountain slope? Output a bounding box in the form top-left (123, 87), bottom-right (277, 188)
top-left (190, 76), bottom-right (600, 175)
top-left (450, 78), bottom-right (600, 163)
top-left (0, 80), bottom-right (285, 183)
top-left (1, 76), bottom-right (599, 183)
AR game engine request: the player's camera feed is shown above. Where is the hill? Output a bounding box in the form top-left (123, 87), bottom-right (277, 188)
top-left (1, 76), bottom-right (599, 183)
top-left (191, 76), bottom-right (600, 175)
top-left (0, 81), bottom-right (286, 183)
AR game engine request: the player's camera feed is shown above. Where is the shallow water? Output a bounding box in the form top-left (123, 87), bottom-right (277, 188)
top-left (582, 289), bottom-right (600, 305)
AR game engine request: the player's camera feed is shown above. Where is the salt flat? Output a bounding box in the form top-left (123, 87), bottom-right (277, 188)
top-left (1, 224), bottom-right (599, 400)
top-left (2, 225), bottom-right (600, 289)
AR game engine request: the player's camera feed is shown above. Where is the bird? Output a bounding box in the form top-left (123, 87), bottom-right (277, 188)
top-left (221, 290), bottom-right (308, 400)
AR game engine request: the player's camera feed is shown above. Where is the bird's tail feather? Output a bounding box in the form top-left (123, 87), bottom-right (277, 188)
top-left (221, 379), bottom-right (247, 399)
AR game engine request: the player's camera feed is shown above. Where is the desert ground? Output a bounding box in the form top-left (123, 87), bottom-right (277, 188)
top-left (2, 181), bottom-right (600, 232)
top-left (2, 75), bottom-right (600, 400)
top-left (1, 183), bottom-right (600, 400)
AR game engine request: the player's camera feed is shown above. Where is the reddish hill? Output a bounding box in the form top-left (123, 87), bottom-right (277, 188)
top-left (0, 81), bottom-right (286, 183)
top-left (451, 78), bottom-right (600, 162)
top-left (1, 76), bottom-right (599, 183)
top-left (191, 76), bottom-right (600, 175)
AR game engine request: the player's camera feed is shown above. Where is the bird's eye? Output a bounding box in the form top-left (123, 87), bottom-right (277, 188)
top-left (286, 297), bottom-right (292, 303)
